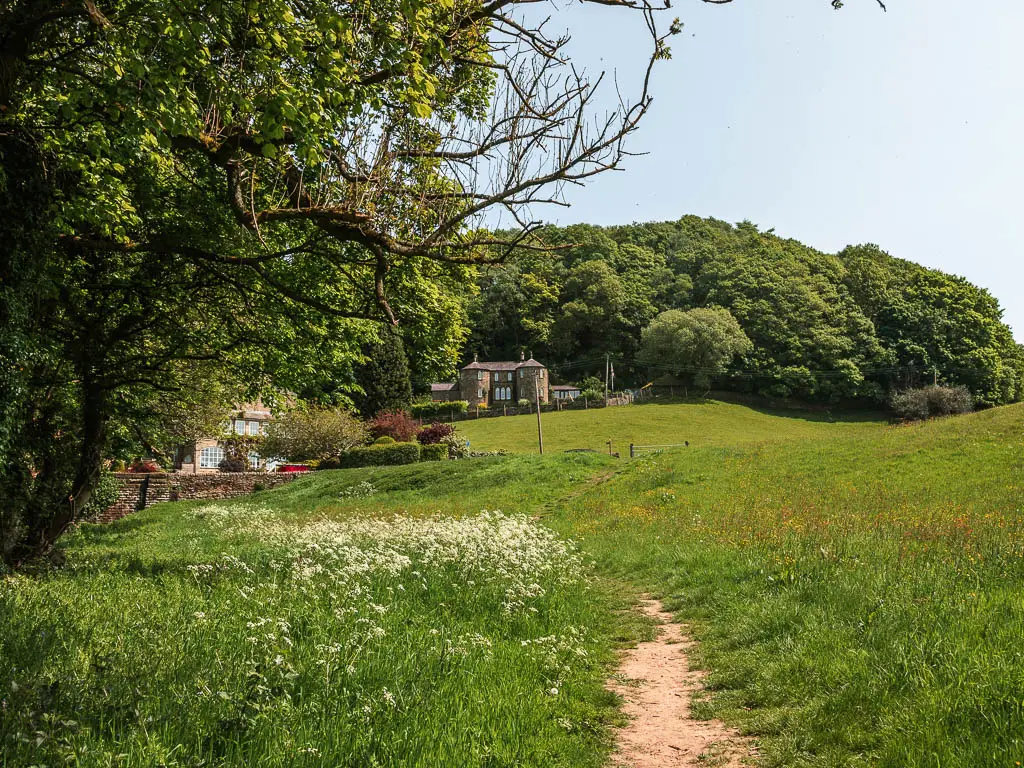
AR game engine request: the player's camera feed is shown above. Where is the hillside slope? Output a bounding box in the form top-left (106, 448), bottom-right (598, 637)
top-left (456, 399), bottom-right (885, 454)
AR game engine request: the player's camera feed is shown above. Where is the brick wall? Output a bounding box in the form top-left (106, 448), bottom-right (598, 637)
top-left (95, 472), bottom-right (303, 524)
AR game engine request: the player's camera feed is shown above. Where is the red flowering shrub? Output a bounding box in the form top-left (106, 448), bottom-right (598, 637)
top-left (368, 410), bottom-right (418, 443)
top-left (417, 422), bottom-right (455, 445)
top-left (127, 459), bottom-right (161, 473)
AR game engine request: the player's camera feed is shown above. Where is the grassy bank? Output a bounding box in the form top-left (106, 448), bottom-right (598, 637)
top-left (456, 399), bottom-right (885, 455)
top-left (0, 454), bottom-right (642, 768)
top-left (545, 403), bottom-right (1024, 767)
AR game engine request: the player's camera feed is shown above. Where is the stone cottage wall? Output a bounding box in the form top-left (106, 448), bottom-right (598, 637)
top-left (95, 472), bottom-right (302, 524)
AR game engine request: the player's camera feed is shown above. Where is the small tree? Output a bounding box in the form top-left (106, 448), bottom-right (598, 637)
top-left (369, 411), bottom-right (419, 443)
top-left (638, 307), bottom-right (753, 390)
top-left (354, 329), bottom-right (414, 418)
top-left (262, 409), bottom-right (368, 463)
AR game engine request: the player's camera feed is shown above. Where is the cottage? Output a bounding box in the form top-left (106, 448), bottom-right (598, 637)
top-left (430, 352), bottom-right (549, 407)
top-left (174, 402), bottom-right (273, 473)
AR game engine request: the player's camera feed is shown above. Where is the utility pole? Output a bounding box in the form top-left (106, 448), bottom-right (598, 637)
top-left (534, 370), bottom-right (544, 455)
top-left (605, 353), bottom-right (609, 401)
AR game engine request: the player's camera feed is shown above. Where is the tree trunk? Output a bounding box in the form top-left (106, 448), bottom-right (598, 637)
top-left (8, 381), bottom-right (107, 566)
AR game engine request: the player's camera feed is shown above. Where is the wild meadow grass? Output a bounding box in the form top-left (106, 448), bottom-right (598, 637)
top-left (548, 403), bottom-right (1024, 767)
top-left (0, 454), bottom-right (638, 768)
top-left (4, 402), bottom-right (1021, 767)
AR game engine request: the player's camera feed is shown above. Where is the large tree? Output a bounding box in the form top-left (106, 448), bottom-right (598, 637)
top-left (0, 0), bottom-right (682, 566)
top-left (638, 307), bottom-right (753, 390)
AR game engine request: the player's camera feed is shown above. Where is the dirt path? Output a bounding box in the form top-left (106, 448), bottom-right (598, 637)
top-left (608, 599), bottom-right (752, 768)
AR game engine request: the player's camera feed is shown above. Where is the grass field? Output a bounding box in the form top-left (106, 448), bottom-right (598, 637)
top-left (0, 454), bottom-right (637, 768)
top-left (2, 401), bottom-right (1022, 767)
top-left (456, 399), bottom-right (886, 455)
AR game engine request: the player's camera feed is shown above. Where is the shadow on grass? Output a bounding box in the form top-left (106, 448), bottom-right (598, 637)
top-left (637, 395), bottom-right (887, 425)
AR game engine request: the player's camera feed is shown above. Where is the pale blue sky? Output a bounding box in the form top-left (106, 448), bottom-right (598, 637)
top-left (530, 1), bottom-right (1023, 340)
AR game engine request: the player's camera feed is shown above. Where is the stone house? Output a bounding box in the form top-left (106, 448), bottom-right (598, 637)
top-left (174, 402), bottom-right (274, 473)
top-left (431, 353), bottom-right (550, 407)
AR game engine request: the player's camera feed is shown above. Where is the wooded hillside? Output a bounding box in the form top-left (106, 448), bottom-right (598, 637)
top-left (466, 216), bottom-right (1023, 405)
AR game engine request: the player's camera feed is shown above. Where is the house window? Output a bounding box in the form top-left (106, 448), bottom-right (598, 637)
top-left (199, 446), bottom-right (225, 469)
top-left (247, 420), bottom-right (259, 435)
top-left (477, 371), bottom-right (483, 380)
top-left (495, 386), bottom-right (511, 401)
top-left (233, 419), bottom-right (245, 435)
top-left (477, 388), bottom-right (484, 399)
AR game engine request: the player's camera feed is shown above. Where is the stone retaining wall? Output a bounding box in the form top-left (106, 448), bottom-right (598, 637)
top-left (95, 472), bottom-right (302, 524)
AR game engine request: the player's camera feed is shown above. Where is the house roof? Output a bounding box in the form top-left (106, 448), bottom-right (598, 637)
top-left (431, 382), bottom-right (458, 392)
top-left (462, 358), bottom-right (546, 372)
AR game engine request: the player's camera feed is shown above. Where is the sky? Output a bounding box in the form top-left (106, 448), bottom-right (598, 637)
top-left (520, 0), bottom-right (1024, 341)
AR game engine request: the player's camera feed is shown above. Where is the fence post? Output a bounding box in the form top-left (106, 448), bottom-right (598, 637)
top-left (630, 443), bottom-right (635, 458)
top-left (584, 397), bottom-right (588, 410)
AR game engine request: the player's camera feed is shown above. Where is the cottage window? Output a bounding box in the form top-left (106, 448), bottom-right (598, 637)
top-left (199, 446), bottom-right (225, 469)
top-left (477, 388), bottom-right (484, 399)
top-left (233, 419), bottom-right (245, 435)
top-left (477, 371), bottom-right (483, 381)
top-left (247, 420), bottom-right (260, 435)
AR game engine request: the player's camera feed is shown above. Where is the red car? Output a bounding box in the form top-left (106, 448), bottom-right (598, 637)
top-left (277, 463), bottom-right (312, 473)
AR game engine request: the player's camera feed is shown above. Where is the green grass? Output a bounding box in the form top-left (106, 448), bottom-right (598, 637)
top-left (3, 401), bottom-right (1022, 767)
top-left (0, 454), bottom-right (650, 768)
top-left (544, 403), bottom-right (1024, 767)
top-left (456, 399), bottom-right (886, 455)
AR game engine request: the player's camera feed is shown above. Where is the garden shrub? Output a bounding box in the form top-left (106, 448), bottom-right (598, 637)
top-left (517, 399), bottom-right (531, 408)
top-left (417, 422), bottom-right (455, 445)
top-left (420, 444), bottom-right (448, 461)
top-left (372, 436), bottom-right (397, 445)
top-left (369, 410), bottom-right (418, 443)
top-left (891, 385), bottom-right (973, 421)
top-left (218, 456), bottom-right (246, 472)
top-left (262, 407), bottom-right (367, 461)
top-left (410, 400), bottom-right (468, 419)
top-left (81, 471), bottom-right (122, 520)
top-left (337, 442), bottom-right (421, 468)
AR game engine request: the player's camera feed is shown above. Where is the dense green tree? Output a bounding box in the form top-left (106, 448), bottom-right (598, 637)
top-left (354, 329), bottom-right (414, 418)
top-left (639, 307), bottom-right (753, 390)
top-left (465, 216), bottom-right (1020, 407)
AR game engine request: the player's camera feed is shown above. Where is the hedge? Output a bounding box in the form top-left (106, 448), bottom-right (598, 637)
top-left (411, 400), bottom-right (468, 419)
top-left (336, 442), bottom-right (421, 468)
top-left (419, 444), bottom-right (448, 462)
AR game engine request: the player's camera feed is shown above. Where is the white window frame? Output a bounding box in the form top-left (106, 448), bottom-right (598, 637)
top-left (233, 419), bottom-right (245, 435)
top-left (477, 370), bottom-right (483, 380)
top-left (199, 446), bottom-right (225, 469)
top-left (478, 388), bottom-right (484, 399)
top-left (247, 420), bottom-right (260, 435)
